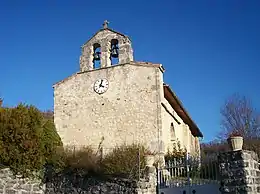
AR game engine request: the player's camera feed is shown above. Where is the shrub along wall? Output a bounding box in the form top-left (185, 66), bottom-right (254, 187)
top-left (0, 104), bottom-right (62, 177)
top-left (0, 102), bottom-right (157, 193)
top-left (0, 142), bottom-right (155, 193)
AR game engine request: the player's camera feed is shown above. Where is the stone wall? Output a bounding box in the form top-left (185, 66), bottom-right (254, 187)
top-left (161, 99), bottom-right (200, 155)
top-left (54, 62), bottom-right (164, 153)
top-left (80, 28), bottom-right (133, 71)
top-left (0, 166), bottom-right (156, 194)
top-left (0, 168), bottom-right (44, 194)
top-left (218, 150), bottom-right (260, 194)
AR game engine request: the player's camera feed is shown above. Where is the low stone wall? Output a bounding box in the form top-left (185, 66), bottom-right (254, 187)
top-left (218, 150), bottom-right (260, 194)
top-left (0, 166), bottom-right (156, 194)
top-left (0, 168), bottom-right (44, 194)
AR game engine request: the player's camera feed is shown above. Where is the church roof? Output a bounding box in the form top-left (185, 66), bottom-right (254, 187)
top-left (81, 27), bottom-right (130, 48)
top-left (163, 84), bottom-right (203, 137)
top-left (53, 62), bottom-right (164, 87)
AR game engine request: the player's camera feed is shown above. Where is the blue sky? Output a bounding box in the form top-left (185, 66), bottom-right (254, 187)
top-left (0, 0), bottom-right (259, 142)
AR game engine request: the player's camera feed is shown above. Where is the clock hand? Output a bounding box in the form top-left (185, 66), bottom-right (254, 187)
top-left (99, 80), bottom-right (103, 87)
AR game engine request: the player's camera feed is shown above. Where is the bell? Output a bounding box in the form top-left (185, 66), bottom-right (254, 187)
top-left (93, 51), bottom-right (101, 61)
top-left (111, 46), bottom-right (119, 58)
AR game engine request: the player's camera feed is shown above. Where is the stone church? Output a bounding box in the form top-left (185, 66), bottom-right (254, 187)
top-left (53, 21), bottom-right (203, 155)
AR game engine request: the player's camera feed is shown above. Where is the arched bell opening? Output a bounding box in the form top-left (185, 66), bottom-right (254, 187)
top-left (93, 43), bottom-right (101, 69)
top-left (110, 39), bottom-right (119, 65)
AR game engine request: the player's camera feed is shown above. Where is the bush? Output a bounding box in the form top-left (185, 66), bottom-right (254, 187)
top-left (101, 144), bottom-right (147, 179)
top-left (165, 141), bottom-right (186, 162)
top-left (64, 146), bottom-right (101, 175)
top-left (0, 104), bottom-right (62, 177)
top-left (50, 144), bottom-right (148, 180)
top-left (0, 101), bottom-right (150, 180)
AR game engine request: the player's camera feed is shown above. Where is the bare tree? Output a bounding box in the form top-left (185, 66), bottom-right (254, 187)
top-left (201, 94), bottom-right (260, 157)
top-left (220, 93), bottom-right (260, 139)
top-left (42, 110), bottom-right (54, 120)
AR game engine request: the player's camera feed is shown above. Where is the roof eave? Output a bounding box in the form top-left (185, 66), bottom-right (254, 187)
top-left (163, 84), bottom-right (203, 137)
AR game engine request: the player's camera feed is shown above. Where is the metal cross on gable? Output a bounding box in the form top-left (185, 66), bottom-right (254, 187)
top-left (103, 20), bottom-right (109, 29)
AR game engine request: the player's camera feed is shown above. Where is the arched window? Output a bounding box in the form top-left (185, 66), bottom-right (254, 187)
top-left (170, 123), bottom-right (176, 141)
top-left (93, 43), bottom-right (101, 69)
top-left (110, 39), bottom-right (119, 65)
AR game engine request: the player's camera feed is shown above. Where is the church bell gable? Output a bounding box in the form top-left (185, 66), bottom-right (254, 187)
top-left (79, 21), bottom-right (134, 72)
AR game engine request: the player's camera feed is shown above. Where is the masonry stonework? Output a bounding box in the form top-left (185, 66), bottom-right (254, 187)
top-left (161, 98), bottom-right (200, 154)
top-left (0, 166), bottom-right (156, 194)
top-left (54, 23), bottom-right (202, 155)
top-left (0, 168), bottom-right (44, 194)
top-left (54, 63), bottom-right (164, 152)
top-left (80, 29), bottom-right (133, 71)
top-left (218, 150), bottom-right (260, 194)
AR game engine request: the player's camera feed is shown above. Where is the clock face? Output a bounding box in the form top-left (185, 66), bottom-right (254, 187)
top-left (94, 78), bottom-right (109, 94)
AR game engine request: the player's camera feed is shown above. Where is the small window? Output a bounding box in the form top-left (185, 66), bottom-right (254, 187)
top-left (170, 123), bottom-right (175, 141)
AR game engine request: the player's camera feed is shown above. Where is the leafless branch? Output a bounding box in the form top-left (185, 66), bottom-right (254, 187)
top-left (220, 93), bottom-right (260, 139)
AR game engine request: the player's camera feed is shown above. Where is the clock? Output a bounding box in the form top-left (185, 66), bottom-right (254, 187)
top-left (94, 78), bottom-right (109, 94)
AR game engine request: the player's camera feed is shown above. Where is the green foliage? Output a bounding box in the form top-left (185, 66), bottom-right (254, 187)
top-left (63, 146), bottom-right (101, 175)
top-left (165, 141), bottom-right (186, 161)
top-left (0, 102), bottom-right (150, 180)
top-left (0, 104), bottom-right (62, 177)
top-left (47, 144), bottom-right (148, 180)
top-left (41, 119), bottom-right (63, 165)
top-left (101, 144), bottom-right (147, 179)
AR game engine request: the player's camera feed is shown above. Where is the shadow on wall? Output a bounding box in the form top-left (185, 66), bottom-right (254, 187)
top-left (0, 166), bottom-right (156, 194)
top-left (43, 167), bottom-right (139, 193)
